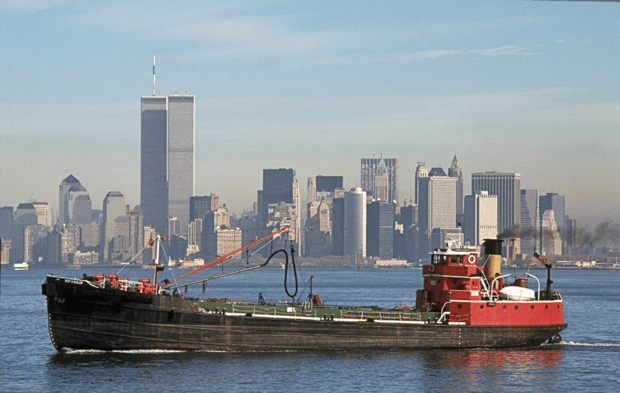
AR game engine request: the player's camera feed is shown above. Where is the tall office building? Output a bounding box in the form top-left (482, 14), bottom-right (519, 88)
top-left (331, 197), bottom-right (345, 256)
top-left (374, 158), bottom-right (389, 202)
top-left (418, 170), bottom-right (457, 255)
top-left (141, 92), bottom-right (195, 237)
top-left (190, 194), bottom-right (219, 223)
top-left (367, 200), bottom-right (394, 259)
top-left (0, 206), bottom-right (13, 240)
top-left (167, 94), bottom-right (195, 234)
top-left (539, 193), bottom-right (565, 239)
top-left (464, 191), bottom-right (498, 246)
top-left (471, 172), bottom-right (521, 237)
top-left (541, 210), bottom-right (562, 256)
top-left (102, 191), bottom-right (127, 262)
top-left (520, 189), bottom-right (539, 255)
top-left (11, 203), bottom-right (51, 262)
top-left (141, 95), bottom-right (168, 236)
top-left (344, 188), bottom-right (366, 257)
top-left (59, 175), bottom-right (80, 225)
top-left (414, 162), bottom-right (428, 205)
top-left (260, 169), bottom-right (296, 225)
top-left (316, 176), bottom-right (343, 194)
top-left (448, 155), bottom-right (464, 216)
top-left (361, 156), bottom-right (398, 203)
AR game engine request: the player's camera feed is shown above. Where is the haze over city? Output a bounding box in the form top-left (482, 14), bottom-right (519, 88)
top-left (1, 1), bottom-right (619, 229)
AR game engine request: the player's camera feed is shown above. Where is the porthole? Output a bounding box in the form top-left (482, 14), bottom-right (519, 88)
top-left (503, 305), bottom-right (507, 310)
top-left (480, 305), bottom-right (484, 309)
top-left (531, 305), bottom-right (534, 309)
top-left (514, 305), bottom-right (518, 310)
top-left (458, 304), bottom-right (462, 309)
top-left (545, 305), bottom-right (548, 309)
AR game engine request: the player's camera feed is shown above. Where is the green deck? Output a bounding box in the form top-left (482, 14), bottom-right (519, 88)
top-left (187, 299), bottom-right (439, 322)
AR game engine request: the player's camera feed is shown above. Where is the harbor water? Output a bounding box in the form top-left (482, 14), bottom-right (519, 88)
top-left (1, 265), bottom-right (619, 392)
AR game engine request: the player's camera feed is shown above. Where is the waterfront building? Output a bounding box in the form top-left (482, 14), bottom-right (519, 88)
top-left (204, 228), bottom-right (243, 261)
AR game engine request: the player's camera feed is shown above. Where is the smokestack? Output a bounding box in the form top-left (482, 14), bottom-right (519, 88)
top-left (483, 238), bottom-right (503, 289)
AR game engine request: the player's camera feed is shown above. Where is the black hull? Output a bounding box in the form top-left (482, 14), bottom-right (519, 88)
top-left (43, 276), bottom-right (567, 352)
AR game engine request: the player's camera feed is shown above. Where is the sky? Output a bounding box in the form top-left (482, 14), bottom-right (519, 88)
top-left (1, 1), bottom-right (619, 228)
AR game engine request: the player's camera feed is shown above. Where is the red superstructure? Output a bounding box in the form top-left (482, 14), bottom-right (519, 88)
top-left (416, 239), bottom-right (565, 328)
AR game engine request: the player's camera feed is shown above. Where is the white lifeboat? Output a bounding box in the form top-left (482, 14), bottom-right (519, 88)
top-left (499, 286), bottom-right (536, 301)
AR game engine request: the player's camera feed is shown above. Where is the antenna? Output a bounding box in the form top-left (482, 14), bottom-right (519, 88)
top-left (152, 55), bottom-right (156, 96)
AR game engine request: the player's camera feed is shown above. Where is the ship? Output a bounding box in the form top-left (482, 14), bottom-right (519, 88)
top-left (41, 229), bottom-right (566, 351)
top-left (13, 262), bottom-right (29, 271)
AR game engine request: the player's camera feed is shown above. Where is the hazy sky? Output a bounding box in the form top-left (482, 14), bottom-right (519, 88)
top-left (1, 1), bottom-right (619, 228)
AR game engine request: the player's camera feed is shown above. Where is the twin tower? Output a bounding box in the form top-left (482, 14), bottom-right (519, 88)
top-left (140, 94), bottom-right (195, 237)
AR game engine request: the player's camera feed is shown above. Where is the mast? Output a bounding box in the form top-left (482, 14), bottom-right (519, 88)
top-left (152, 55), bottom-right (156, 96)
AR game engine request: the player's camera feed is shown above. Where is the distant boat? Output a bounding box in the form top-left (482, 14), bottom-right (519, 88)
top-left (12, 262), bottom-right (29, 271)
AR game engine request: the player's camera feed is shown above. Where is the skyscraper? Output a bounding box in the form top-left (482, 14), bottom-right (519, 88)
top-left (367, 200), bottom-right (394, 258)
top-left (190, 194), bottom-right (219, 223)
top-left (464, 191), bottom-right (498, 246)
top-left (316, 176), bottom-right (343, 194)
top-left (0, 206), bottom-right (13, 240)
top-left (102, 191), bottom-right (127, 262)
top-left (141, 92), bottom-right (195, 237)
top-left (417, 169), bottom-right (456, 255)
top-left (260, 169), bottom-right (301, 248)
top-left (374, 157), bottom-right (389, 202)
top-left (471, 172), bottom-right (521, 237)
top-left (141, 95), bottom-right (168, 236)
top-left (260, 169), bottom-right (296, 225)
top-left (414, 162), bottom-right (428, 205)
top-left (344, 187), bottom-right (366, 257)
top-left (520, 189), bottom-right (539, 254)
top-left (539, 193), bottom-right (565, 237)
top-left (59, 175), bottom-right (80, 225)
top-left (361, 156), bottom-right (398, 203)
top-left (167, 94), bottom-right (195, 234)
top-left (448, 155), bottom-right (464, 216)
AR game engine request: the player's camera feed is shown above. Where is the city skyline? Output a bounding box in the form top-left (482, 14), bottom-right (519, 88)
top-left (2, 2), bottom-right (619, 229)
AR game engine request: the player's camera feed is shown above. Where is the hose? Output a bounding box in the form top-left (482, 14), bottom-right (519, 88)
top-left (284, 245), bottom-right (298, 300)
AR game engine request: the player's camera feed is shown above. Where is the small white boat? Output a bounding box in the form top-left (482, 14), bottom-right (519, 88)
top-left (12, 262), bottom-right (29, 271)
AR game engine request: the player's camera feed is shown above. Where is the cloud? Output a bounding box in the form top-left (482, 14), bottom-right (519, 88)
top-left (469, 46), bottom-right (537, 56)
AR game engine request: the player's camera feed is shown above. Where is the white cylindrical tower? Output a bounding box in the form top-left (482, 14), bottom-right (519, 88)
top-left (344, 187), bottom-right (367, 257)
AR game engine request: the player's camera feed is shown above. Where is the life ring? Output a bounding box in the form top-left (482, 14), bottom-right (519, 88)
top-left (466, 254), bottom-right (477, 265)
top-left (429, 264), bottom-right (435, 273)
